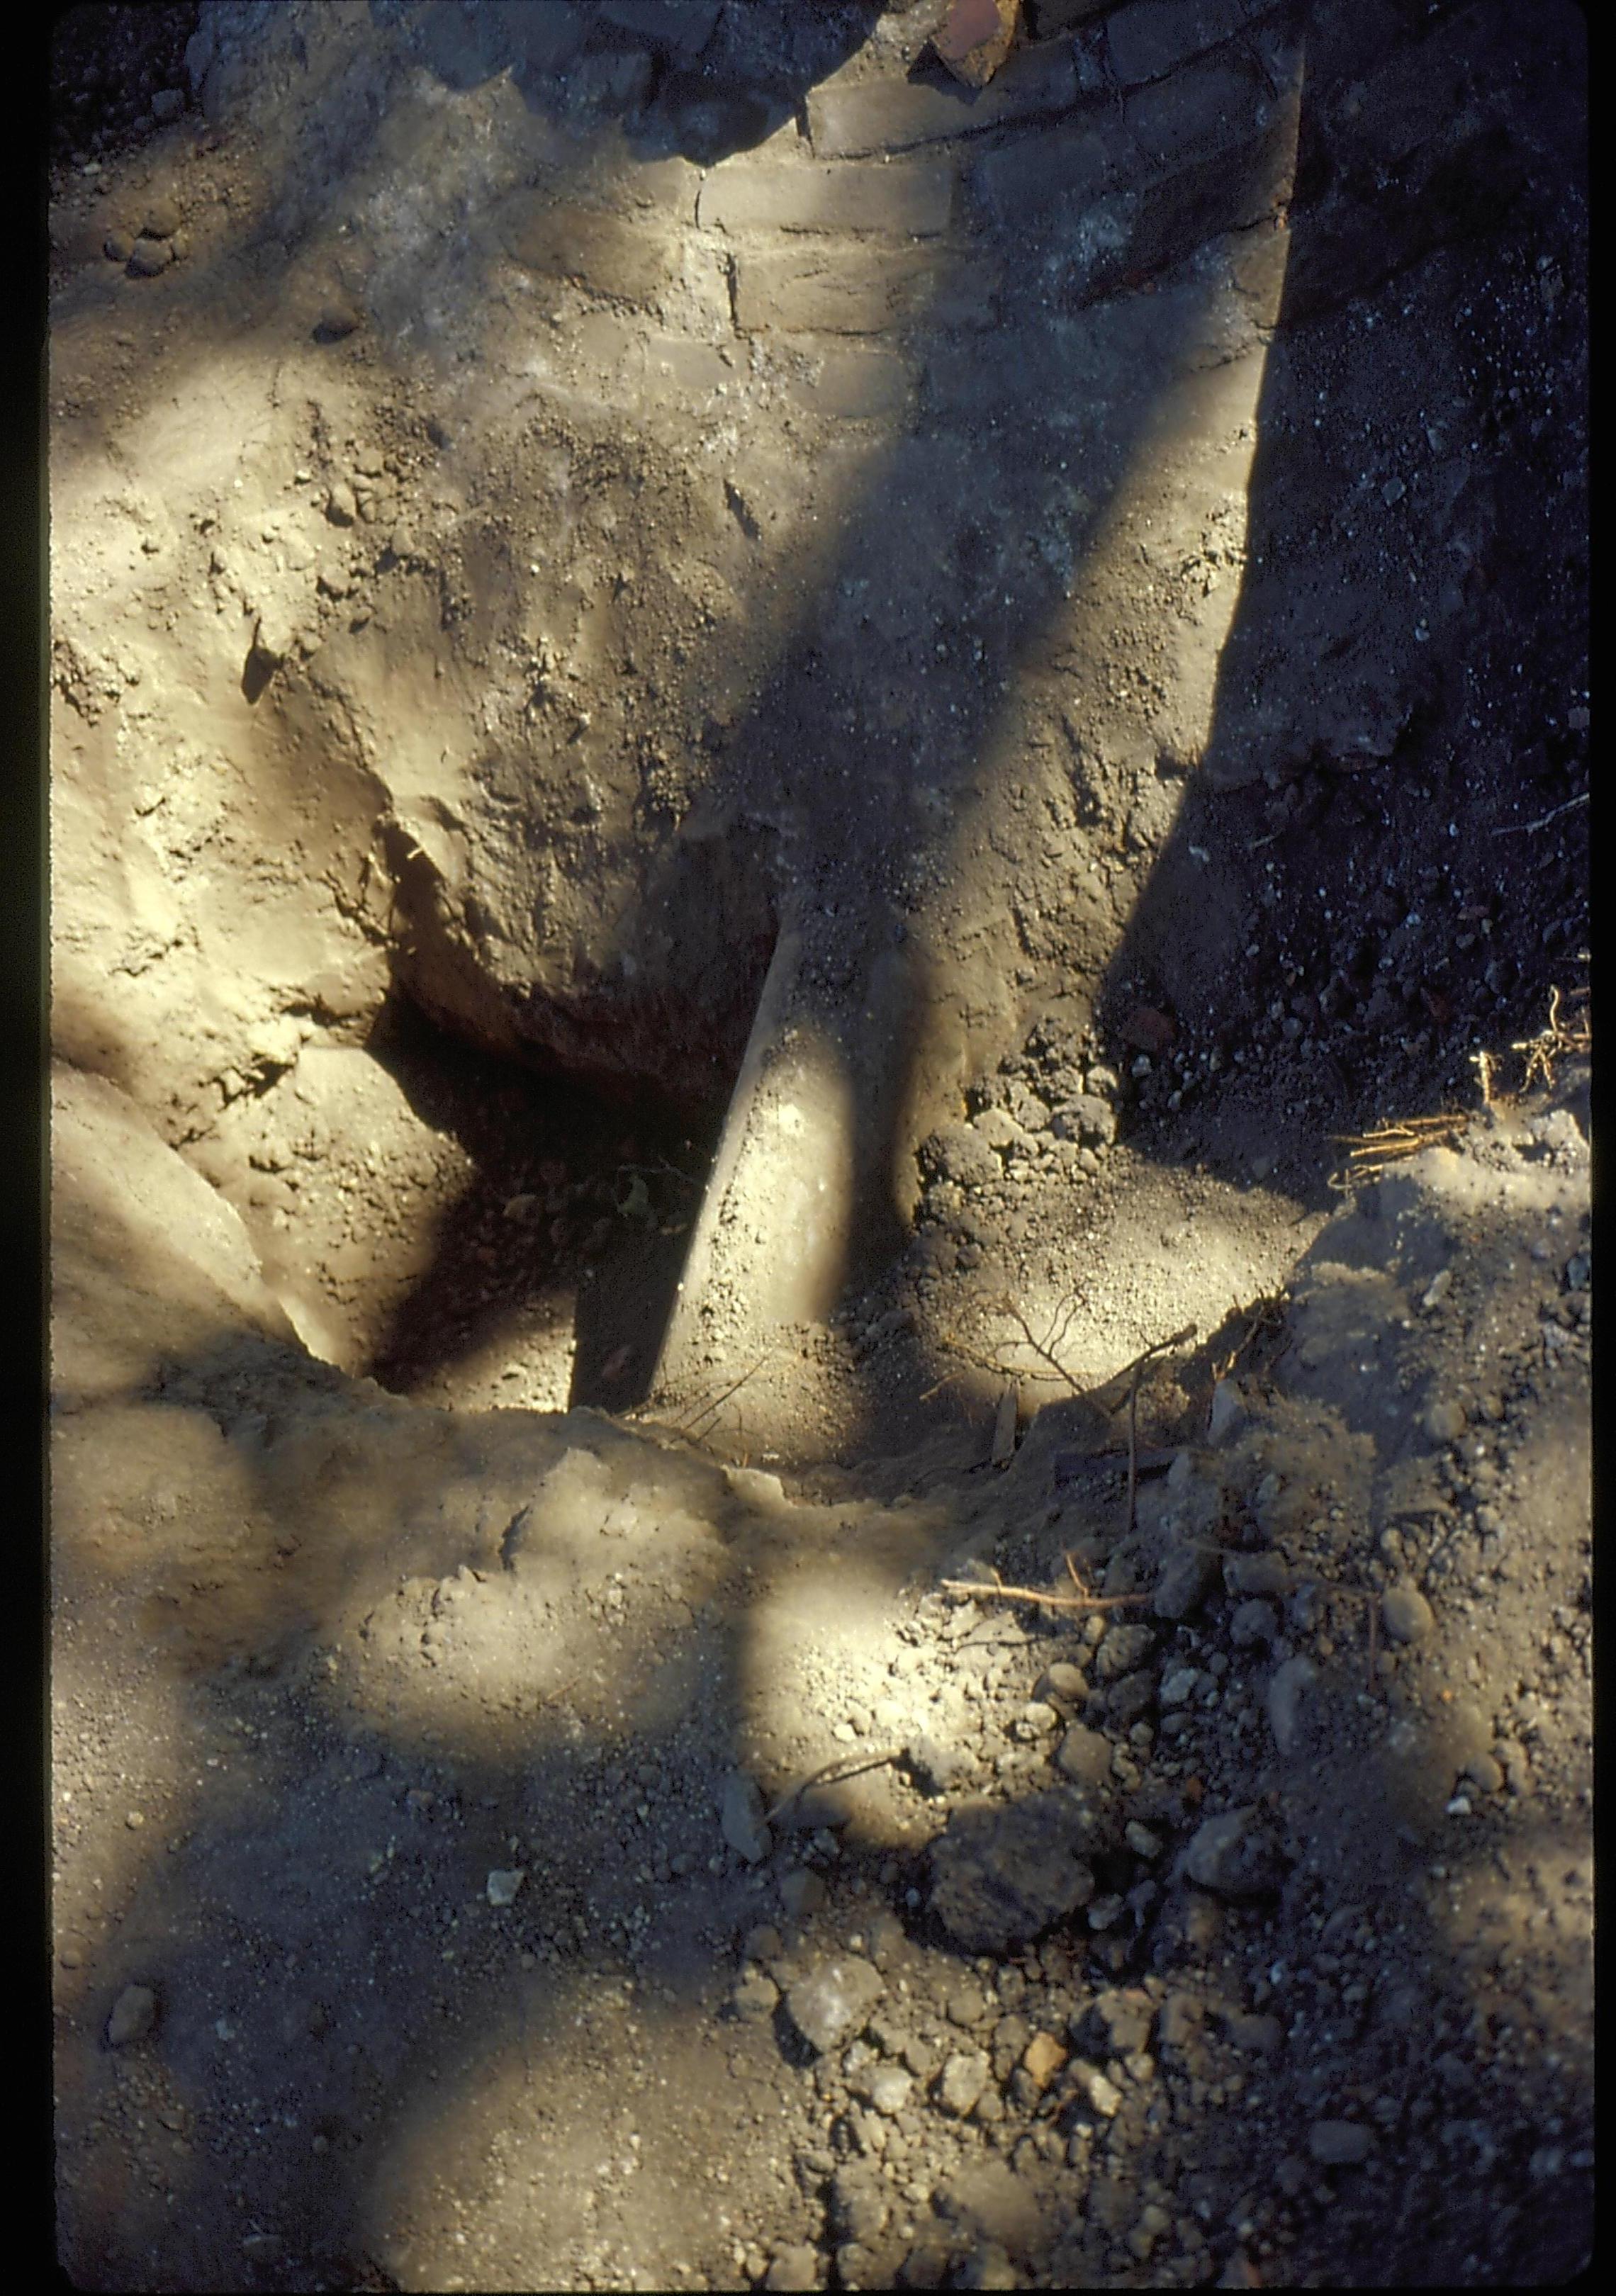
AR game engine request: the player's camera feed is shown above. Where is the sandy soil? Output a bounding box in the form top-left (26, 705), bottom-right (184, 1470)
top-left (49, 2), bottom-right (1588, 2287)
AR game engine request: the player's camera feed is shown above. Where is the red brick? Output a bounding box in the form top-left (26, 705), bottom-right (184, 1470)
top-left (696, 157), bottom-right (955, 237)
top-left (807, 41), bottom-right (1076, 158)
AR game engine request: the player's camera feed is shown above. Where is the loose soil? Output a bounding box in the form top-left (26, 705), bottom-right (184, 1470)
top-left (48, 3), bottom-right (1589, 2290)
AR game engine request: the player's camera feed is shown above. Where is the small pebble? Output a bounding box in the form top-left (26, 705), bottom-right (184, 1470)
top-left (763, 2246), bottom-right (820, 2292)
top-left (937, 2049), bottom-right (991, 2115)
top-left (1054, 1724), bottom-right (1111, 1789)
top-left (1070, 2061), bottom-right (1122, 2118)
top-left (732, 1969), bottom-right (780, 2020)
top-left (106, 1984), bottom-right (157, 2047)
top-left (785, 1956), bottom-right (884, 2055)
top-left (1423, 1398), bottom-right (1466, 1444)
top-left (868, 2064), bottom-right (913, 2114)
top-left (1380, 1585), bottom-right (1435, 1644)
top-left (781, 1868), bottom-right (826, 1920)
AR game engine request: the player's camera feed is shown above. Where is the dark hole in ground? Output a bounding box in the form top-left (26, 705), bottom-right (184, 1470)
top-left (360, 991), bottom-right (729, 1413)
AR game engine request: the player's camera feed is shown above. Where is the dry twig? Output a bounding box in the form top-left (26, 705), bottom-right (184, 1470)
top-left (1511, 982), bottom-right (1590, 1092)
top-left (763, 1748), bottom-right (907, 1828)
top-left (1328, 1112), bottom-right (1471, 1191)
top-left (676, 1353), bottom-right (771, 1440)
top-left (1096, 1324), bottom-right (1199, 1415)
top-left (1209, 1293), bottom-right (1286, 1385)
top-left (940, 1553), bottom-right (1151, 1616)
top-left (1490, 789), bottom-right (1588, 836)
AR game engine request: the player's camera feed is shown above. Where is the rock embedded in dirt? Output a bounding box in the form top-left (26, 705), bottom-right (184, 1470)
top-left (785, 1954), bottom-right (884, 2055)
top-left (907, 1732), bottom-right (973, 1794)
top-left (1053, 1724), bottom-right (1111, 1790)
top-left (1106, 1671), bottom-right (1155, 1728)
top-left (863, 1911), bottom-right (907, 1969)
top-left (1093, 1623), bottom-right (1157, 1681)
top-left (1183, 1806), bottom-right (1286, 1898)
top-left (780, 1867), bottom-right (826, 1919)
top-left (106, 1983), bottom-right (157, 2047)
top-left (933, 2159), bottom-right (1041, 2261)
top-left (1020, 2030), bottom-right (1067, 2092)
top-left (1381, 1583), bottom-right (1435, 1644)
top-left (763, 2243), bottom-right (821, 2292)
top-left (1153, 1538), bottom-right (1222, 1621)
top-left (1033, 1661), bottom-right (1087, 1707)
top-left (921, 1121), bottom-right (1001, 1193)
top-left (1423, 1397), bottom-right (1467, 1444)
top-left (141, 193), bottom-right (180, 237)
top-left (863, 2064), bottom-right (914, 2114)
top-left (128, 235), bottom-right (172, 275)
top-left (103, 228), bottom-right (134, 262)
top-left (719, 1769), bottom-right (771, 1862)
top-left (249, 606), bottom-right (296, 670)
top-left (1207, 1378), bottom-right (1247, 1445)
top-left (930, 1791), bottom-right (1097, 1952)
top-left (1081, 1986), bottom-right (1155, 2056)
top-left (946, 1979), bottom-right (989, 2027)
top-left (937, 2047), bottom-right (992, 2115)
top-left (1461, 1750), bottom-right (1505, 1795)
top-left (1070, 2059), bottom-right (1123, 2118)
top-left (732, 1968), bottom-right (780, 2020)
top-left (1050, 1093), bottom-right (1117, 1146)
